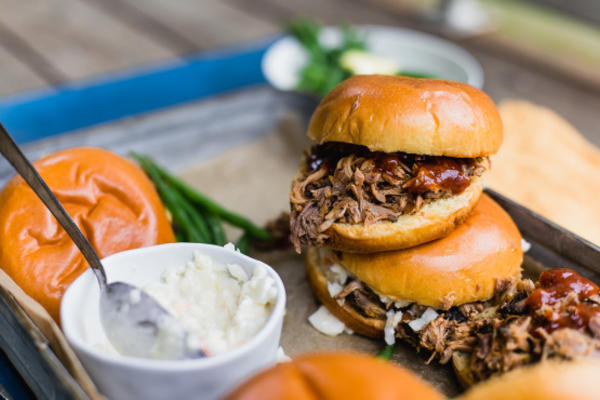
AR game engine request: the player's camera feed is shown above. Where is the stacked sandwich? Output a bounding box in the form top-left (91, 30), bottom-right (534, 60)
top-left (289, 75), bottom-right (524, 376)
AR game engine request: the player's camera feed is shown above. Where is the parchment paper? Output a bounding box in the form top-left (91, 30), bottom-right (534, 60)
top-left (179, 115), bottom-right (461, 396)
top-left (0, 100), bottom-right (598, 398)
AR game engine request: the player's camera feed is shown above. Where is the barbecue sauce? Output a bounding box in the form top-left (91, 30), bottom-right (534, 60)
top-left (306, 142), bottom-right (475, 195)
top-left (403, 159), bottom-right (472, 194)
top-left (527, 268), bottom-right (600, 333)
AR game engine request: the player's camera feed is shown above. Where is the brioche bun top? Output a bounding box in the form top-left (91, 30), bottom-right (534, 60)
top-left (226, 352), bottom-right (444, 400)
top-left (458, 359), bottom-right (600, 400)
top-left (340, 194), bottom-right (523, 309)
top-left (0, 147), bottom-right (175, 321)
top-left (308, 75), bottom-right (503, 157)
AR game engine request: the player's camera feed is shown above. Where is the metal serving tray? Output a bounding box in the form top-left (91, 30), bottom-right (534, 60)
top-left (1, 87), bottom-right (599, 399)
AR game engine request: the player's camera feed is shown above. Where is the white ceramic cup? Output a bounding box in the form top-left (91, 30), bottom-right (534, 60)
top-left (61, 243), bottom-right (286, 400)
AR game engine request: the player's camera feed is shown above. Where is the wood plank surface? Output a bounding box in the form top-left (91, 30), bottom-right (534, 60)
top-left (0, 46), bottom-right (47, 96)
top-left (226, 0), bottom-right (402, 26)
top-left (0, 0), bottom-right (597, 151)
top-left (90, 0), bottom-right (279, 52)
top-left (0, 0), bottom-right (175, 81)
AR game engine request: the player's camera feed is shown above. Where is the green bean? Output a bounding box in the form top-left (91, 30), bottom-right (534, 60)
top-left (174, 229), bottom-right (186, 242)
top-left (132, 154), bottom-right (208, 242)
top-left (205, 212), bottom-right (227, 246)
top-left (138, 156), bottom-right (270, 240)
top-left (177, 193), bottom-right (213, 243)
top-left (377, 344), bottom-right (394, 361)
top-left (235, 232), bottom-right (250, 254)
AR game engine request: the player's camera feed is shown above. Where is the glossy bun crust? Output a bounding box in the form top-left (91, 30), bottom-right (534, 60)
top-left (305, 195), bottom-right (523, 339)
top-left (340, 195), bottom-right (523, 309)
top-left (226, 352), bottom-right (444, 400)
top-left (458, 359), bottom-right (600, 400)
top-left (0, 147), bottom-right (175, 320)
top-left (308, 75), bottom-right (503, 157)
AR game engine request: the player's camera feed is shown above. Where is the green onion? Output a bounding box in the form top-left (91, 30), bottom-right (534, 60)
top-left (377, 344), bottom-right (395, 361)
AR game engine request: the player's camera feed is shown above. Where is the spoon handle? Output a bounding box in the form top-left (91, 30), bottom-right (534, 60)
top-left (0, 124), bottom-right (107, 288)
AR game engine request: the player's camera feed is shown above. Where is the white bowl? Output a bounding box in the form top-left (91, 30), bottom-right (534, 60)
top-left (61, 243), bottom-right (286, 400)
top-left (262, 25), bottom-right (484, 90)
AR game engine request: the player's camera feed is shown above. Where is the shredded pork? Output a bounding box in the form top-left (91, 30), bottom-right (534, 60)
top-left (290, 143), bottom-right (487, 252)
top-left (328, 265), bottom-right (600, 384)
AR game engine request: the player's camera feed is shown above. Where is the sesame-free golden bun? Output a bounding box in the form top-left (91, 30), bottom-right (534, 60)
top-left (305, 195), bottom-right (523, 337)
top-left (0, 147), bottom-right (175, 321)
top-left (225, 352), bottom-right (445, 400)
top-left (340, 195), bottom-right (523, 309)
top-left (308, 75), bottom-right (503, 158)
top-left (458, 359), bottom-right (600, 400)
top-left (326, 176), bottom-right (483, 253)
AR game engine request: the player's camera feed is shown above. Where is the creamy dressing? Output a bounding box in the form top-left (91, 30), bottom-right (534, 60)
top-left (87, 248), bottom-right (277, 358)
top-left (143, 251), bottom-right (277, 356)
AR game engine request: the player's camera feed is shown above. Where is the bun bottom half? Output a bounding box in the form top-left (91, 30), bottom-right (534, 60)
top-left (305, 246), bottom-right (384, 339)
top-left (326, 176), bottom-right (484, 253)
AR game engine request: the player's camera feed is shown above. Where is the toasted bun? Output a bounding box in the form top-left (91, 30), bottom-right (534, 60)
top-left (340, 194), bottom-right (523, 309)
top-left (327, 176), bottom-right (483, 253)
top-left (308, 75), bottom-right (502, 157)
top-left (226, 352), bottom-right (444, 400)
top-left (0, 148), bottom-right (175, 321)
top-left (458, 359), bottom-right (600, 400)
top-left (306, 196), bottom-right (522, 337)
top-left (306, 246), bottom-right (384, 338)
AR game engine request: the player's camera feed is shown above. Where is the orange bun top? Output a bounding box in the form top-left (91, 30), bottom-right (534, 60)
top-left (308, 75), bottom-right (503, 157)
top-left (0, 147), bottom-right (175, 321)
top-left (226, 352), bottom-right (444, 400)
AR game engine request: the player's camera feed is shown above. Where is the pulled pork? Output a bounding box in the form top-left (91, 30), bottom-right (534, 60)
top-left (328, 264), bottom-right (600, 385)
top-left (290, 143), bottom-right (488, 251)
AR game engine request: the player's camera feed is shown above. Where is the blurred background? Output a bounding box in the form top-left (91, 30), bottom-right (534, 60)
top-left (0, 0), bottom-right (599, 143)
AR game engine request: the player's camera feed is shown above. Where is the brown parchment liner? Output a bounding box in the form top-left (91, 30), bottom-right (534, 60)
top-left (0, 101), bottom-right (599, 398)
top-left (0, 269), bottom-right (105, 399)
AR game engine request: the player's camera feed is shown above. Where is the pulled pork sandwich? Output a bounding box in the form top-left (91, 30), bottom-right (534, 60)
top-left (448, 267), bottom-right (600, 387)
top-left (306, 195), bottom-right (600, 386)
top-left (290, 75), bottom-right (503, 253)
top-left (225, 352), bottom-right (444, 400)
top-left (306, 194), bottom-right (523, 340)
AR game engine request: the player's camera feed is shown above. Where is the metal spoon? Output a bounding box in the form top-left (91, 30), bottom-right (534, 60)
top-left (0, 124), bottom-right (204, 360)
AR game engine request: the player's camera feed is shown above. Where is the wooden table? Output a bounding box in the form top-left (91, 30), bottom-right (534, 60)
top-left (0, 0), bottom-right (599, 146)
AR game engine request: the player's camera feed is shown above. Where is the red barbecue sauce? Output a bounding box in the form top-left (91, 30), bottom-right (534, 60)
top-left (527, 268), bottom-right (600, 333)
top-left (307, 143), bottom-right (474, 195)
top-left (402, 159), bottom-right (472, 194)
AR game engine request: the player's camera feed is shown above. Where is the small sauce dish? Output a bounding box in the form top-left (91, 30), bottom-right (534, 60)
top-left (61, 243), bottom-right (286, 400)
